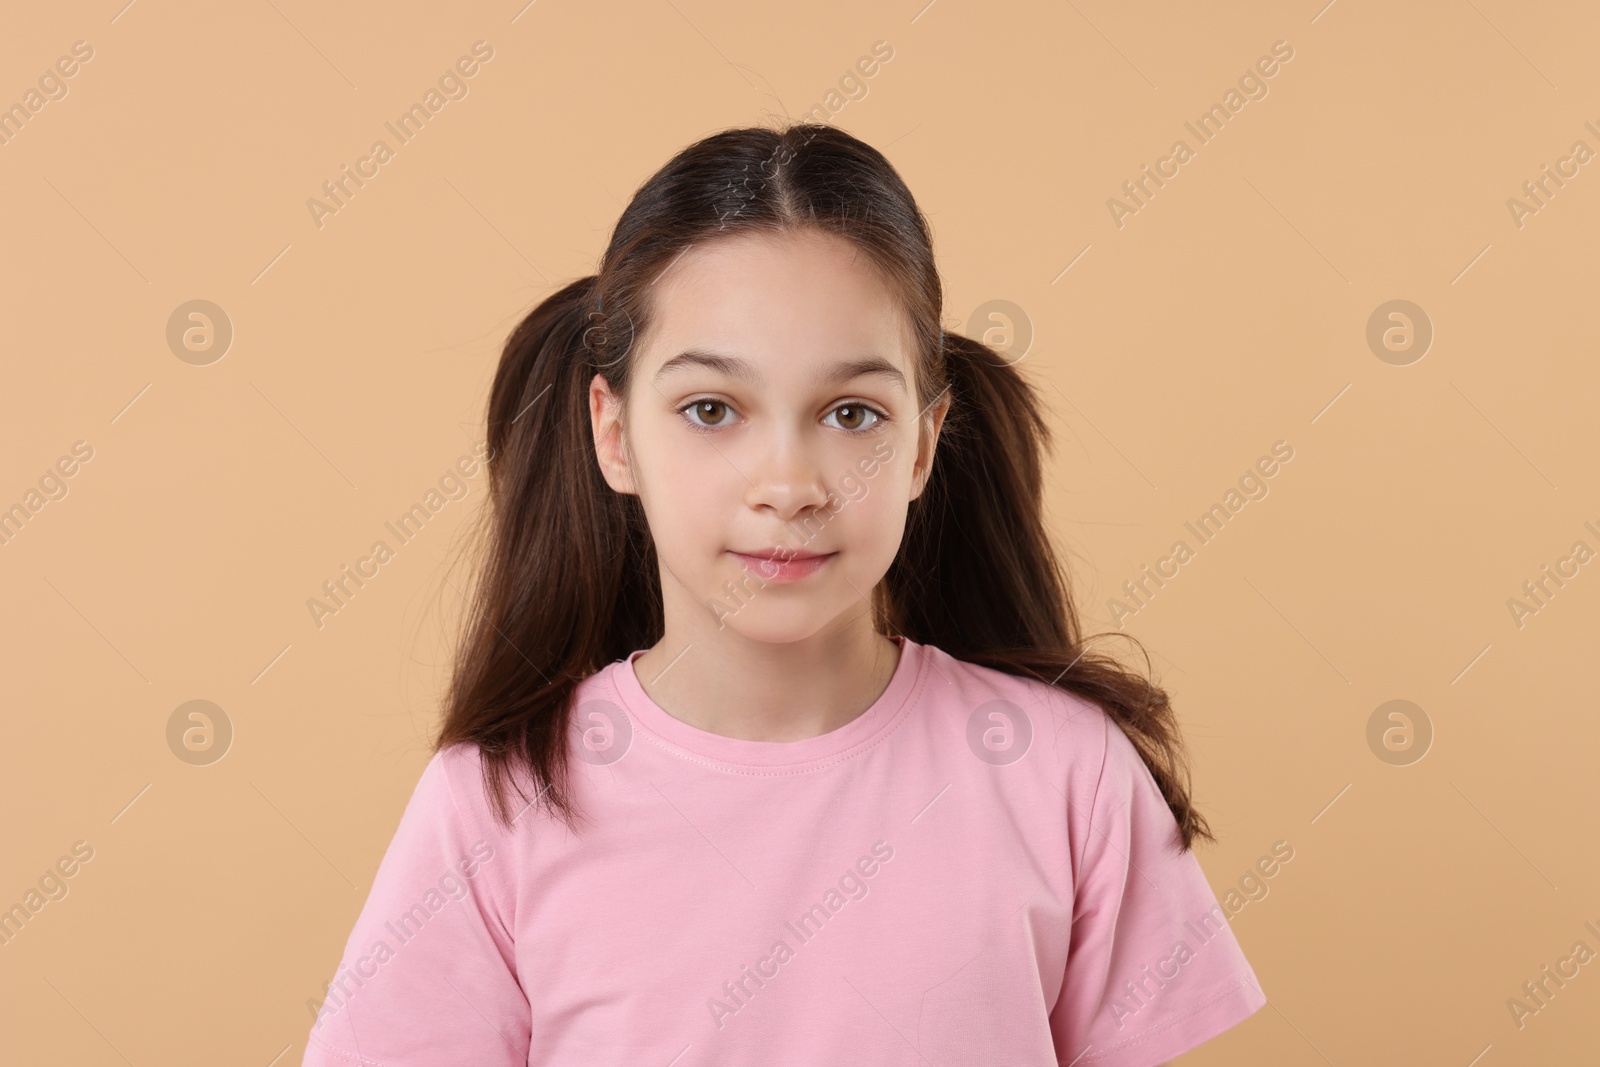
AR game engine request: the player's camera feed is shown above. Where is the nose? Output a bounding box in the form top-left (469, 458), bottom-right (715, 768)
top-left (743, 425), bottom-right (831, 522)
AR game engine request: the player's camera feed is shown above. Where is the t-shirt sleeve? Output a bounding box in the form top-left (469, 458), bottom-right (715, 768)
top-left (302, 744), bottom-right (527, 1066)
top-left (1050, 713), bottom-right (1266, 1067)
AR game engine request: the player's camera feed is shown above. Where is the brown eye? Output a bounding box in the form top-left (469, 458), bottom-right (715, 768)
top-left (824, 403), bottom-right (883, 433)
top-left (682, 399), bottom-right (734, 429)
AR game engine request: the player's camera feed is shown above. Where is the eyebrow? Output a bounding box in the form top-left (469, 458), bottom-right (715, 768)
top-left (653, 350), bottom-right (907, 393)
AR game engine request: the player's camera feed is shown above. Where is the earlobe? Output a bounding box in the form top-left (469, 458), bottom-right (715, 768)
top-left (910, 458), bottom-right (934, 500)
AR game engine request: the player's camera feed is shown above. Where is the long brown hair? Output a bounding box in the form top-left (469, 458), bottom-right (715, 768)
top-left (436, 122), bottom-right (1215, 851)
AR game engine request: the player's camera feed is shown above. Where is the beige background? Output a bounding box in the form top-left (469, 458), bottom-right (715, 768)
top-left (3, 0), bottom-right (1598, 1062)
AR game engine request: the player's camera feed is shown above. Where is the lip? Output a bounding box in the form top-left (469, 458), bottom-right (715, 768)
top-left (729, 549), bottom-right (836, 581)
top-left (734, 547), bottom-right (830, 561)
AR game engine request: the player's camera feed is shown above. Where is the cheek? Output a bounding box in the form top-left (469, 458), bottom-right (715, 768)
top-left (866, 430), bottom-right (920, 504)
top-left (633, 431), bottom-right (736, 550)
top-left (836, 462), bottom-right (910, 561)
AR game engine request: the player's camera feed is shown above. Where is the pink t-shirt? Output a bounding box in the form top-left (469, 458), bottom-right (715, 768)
top-left (303, 636), bottom-right (1265, 1066)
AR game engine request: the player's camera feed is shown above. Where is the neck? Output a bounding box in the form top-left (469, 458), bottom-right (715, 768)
top-left (632, 598), bottom-right (901, 743)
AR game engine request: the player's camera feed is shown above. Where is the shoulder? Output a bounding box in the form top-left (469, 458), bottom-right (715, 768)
top-left (407, 743), bottom-right (520, 913)
top-left (407, 741), bottom-right (512, 847)
top-left (914, 641), bottom-right (1117, 782)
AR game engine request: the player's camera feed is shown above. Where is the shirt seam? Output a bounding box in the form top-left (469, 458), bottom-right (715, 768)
top-left (436, 745), bottom-right (516, 945)
top-left (307, 1028), bottom-right (388, 1066)
top-left (604, 645), bottom-right (931, 776)
top-left (1076, 974), bottom-right (1258, 1062)
top-left (1073, 710), bottom-right (1115, 897)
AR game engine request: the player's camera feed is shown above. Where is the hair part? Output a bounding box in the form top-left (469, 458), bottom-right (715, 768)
top-left (435, 122), bottom-right (1214, 852)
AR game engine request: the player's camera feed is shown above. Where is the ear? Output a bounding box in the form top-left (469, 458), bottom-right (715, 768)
top-left (909, 392), bottom-right (951, 501)
top-left (589, 373), bottom-right (637, 494)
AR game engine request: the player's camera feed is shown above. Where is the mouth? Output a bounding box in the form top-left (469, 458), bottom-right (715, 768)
top-left (728, 548), bottom-right (836, 581)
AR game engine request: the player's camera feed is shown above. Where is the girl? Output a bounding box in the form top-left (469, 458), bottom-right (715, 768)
top-left (303, 123), bottom-right (1265, 1066)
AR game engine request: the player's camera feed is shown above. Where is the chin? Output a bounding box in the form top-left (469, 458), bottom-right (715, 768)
top-left (710, 603), bottom-right (837, 644)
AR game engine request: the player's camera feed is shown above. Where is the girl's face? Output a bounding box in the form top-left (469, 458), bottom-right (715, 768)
top-left (589, 228), bottom-right (948, 646)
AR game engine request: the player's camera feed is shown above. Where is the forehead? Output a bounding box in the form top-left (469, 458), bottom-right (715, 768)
top-left (637, 229), bottom-right (916, 379)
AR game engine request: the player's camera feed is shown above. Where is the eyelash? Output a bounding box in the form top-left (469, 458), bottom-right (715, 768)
top-left (676, 398), bottom-right (890, 436)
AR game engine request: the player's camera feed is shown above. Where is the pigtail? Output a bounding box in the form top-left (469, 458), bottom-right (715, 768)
top-left (887, 331), bottom-right (1213, 851)
top-left (436, 275), bottom-right (660, 830)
